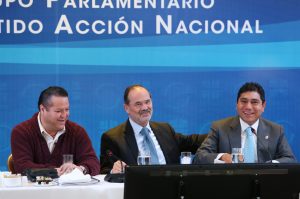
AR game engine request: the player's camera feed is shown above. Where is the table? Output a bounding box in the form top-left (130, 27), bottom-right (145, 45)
top-left (0, 175), bottom-right (124, 199)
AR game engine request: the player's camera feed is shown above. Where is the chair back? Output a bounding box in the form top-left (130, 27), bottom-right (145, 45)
top-left (7, 154), bottom-right (15, 173)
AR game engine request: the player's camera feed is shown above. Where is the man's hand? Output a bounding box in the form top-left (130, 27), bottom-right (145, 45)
top-left (111, 160), bottom-right (127, 174)
top-left (57, 162), bottom-right (82, 176)
top-left (220, 153), bottom-right (232, 163)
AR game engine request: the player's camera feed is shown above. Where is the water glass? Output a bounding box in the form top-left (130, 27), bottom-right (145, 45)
top-left (0, 171), bottom-right (11, 186)
top-left (21, 176), bottom-right (28, 186)
top-left (63, 154), bottom-right (73, 164)
top-left (180, 152), bottom-right (192, 164)
top-left (137, 152), bottom-right (151, 165)
top-left (231, 148), bottom-right (244, 163)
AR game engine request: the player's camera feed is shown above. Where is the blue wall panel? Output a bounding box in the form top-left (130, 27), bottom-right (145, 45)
top-left (1, 68), bottom-right (299, 170)
top-left (1, 0), bottom-right (300, 170)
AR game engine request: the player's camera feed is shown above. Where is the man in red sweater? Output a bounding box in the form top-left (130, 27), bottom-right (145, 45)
top-left (11, 86), bottom-right (100, 176)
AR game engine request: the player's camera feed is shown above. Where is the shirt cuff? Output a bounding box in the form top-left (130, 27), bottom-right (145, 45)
top-left (214, 153), bottom-right (225, 164)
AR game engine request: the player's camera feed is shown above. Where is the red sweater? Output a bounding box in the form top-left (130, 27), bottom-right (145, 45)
top-left (11, 113), bottom-right (100, 176)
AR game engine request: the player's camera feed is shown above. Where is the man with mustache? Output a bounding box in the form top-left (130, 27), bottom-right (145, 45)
top-left (11, 86), bottom-right (100, 176)
top-left (100, 84), bottom-right (206, 174)
top-left (193, 82), bottom-right (296, 164)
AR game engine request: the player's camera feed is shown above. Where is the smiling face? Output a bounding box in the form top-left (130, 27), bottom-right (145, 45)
top-left (124, 87), bottom-right (152, 127)
top-left (40, 95), bottom-right (69, 135)
top-left (236, 91), bottom-right (266, 125)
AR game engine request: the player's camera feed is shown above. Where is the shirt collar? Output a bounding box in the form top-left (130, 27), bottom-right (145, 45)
top-left (239, 117), bottom-right (259, 134)
top-left (129, 117), bottom-right (150, 136)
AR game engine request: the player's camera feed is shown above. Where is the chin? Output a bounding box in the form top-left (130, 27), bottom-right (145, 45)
top-left (57, 125), bottom-right (65, 130)
top-left (139, 118), bottom-right (150, 125)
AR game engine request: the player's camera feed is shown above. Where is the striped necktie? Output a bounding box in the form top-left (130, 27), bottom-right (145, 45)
top-left (140, 127), bottom-right (159, 164)
top-left (243, 127), bottom-right (256, 163)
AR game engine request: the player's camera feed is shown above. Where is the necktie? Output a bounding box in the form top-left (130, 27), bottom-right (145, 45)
top-left (243, 127), bottom-right (256, 163)
top-left (140, 127), bottom-right (159, 164)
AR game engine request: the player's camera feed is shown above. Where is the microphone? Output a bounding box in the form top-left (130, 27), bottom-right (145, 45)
top-left (104, 150), bottom-right (125, 183)
top-left (106, 150), bottom-right (125, 173)
top-left (251, 128), bottom-right (273, 163)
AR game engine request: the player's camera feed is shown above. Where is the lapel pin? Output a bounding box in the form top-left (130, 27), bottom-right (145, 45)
top-left (265, 135), bottom-right (269, 140)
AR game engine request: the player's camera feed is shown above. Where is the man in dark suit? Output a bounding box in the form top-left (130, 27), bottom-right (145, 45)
top-left (193, 82), bottom-right (296, 164)
top-left (100, 84), bottom-right (206, 174)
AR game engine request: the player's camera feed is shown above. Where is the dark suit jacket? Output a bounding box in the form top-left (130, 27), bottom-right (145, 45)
top-left (193, 116), bottom-right (297, 164)
top-left (100, 119), bottom-right (207, 174)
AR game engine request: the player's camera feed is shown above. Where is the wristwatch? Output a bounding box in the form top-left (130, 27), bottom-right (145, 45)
top-left (79, 165), bottom-right (87, 174)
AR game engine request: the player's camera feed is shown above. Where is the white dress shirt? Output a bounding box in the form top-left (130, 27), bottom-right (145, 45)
top-left (38, 112), bottom-right (65, 153)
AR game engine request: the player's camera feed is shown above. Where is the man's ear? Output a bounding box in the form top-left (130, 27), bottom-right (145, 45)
top-left (124, 103), bottom-right (129, 114)
top-left (40, 104), bottom-right (46, 113)
top-left (262, 101), bottom-right (266, 112)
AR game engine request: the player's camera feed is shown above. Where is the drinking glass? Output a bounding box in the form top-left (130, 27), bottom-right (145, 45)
top-left (180, 152), bottom-right (192, 164)
top-left (231, 148), bottom-right (244, 163)
top-left (137, 152), bottom-right (151, 165)
top-left (0, 171), bottom-right (11, 186)
top-left (63, 154), bottom-right (73, 164)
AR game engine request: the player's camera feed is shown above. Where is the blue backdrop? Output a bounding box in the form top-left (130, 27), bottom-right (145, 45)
top-left (1, 0), bottom-right (299, 170)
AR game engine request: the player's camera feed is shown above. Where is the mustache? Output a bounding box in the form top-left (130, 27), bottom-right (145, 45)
top-left (139, 109), bottom-right (151, 115)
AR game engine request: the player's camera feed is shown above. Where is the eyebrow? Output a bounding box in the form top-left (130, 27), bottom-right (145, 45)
top-left (240, 98), bottom-right (260, 101)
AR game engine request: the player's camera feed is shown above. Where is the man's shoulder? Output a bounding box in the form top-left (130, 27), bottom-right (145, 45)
top-left (103, 121), bottom-right (127, 137)
top-left (259, 117), bottom-right (282, 129)
top-left (212, 116), bottom-right (238, 127)
top-left (149, 121), bottom-right (175, 134)
top-left (65, 120), bottom-right (86, 134)
top-left (12, 113), bottom-right (38, 134)
top-left (150, 121), bottom-right (171, 128)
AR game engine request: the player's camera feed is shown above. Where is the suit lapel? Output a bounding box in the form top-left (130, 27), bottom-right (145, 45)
top-left (149, 122), bottom-right (163, 148)
top-left (228, 117), bottom-right (242, 149)
top-left (257, 119), bottom-right (270, 162)
top-left (150, 122), bottom-right (170, 162)
top-left (124, 120), bottom-right (139, 161)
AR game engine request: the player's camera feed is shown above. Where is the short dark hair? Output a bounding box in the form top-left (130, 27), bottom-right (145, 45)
top-left (237, 82), bottom-right (265, 103)
top-left (124, 84), bottom-right (151, 104)
top-left (38, 86), bottom-right (68, 110)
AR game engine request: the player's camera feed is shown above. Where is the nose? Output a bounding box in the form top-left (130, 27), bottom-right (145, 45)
top-left (141, 103), bottom-right (149, 110)
top-left (244, 101), bottom-right (252, 109)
